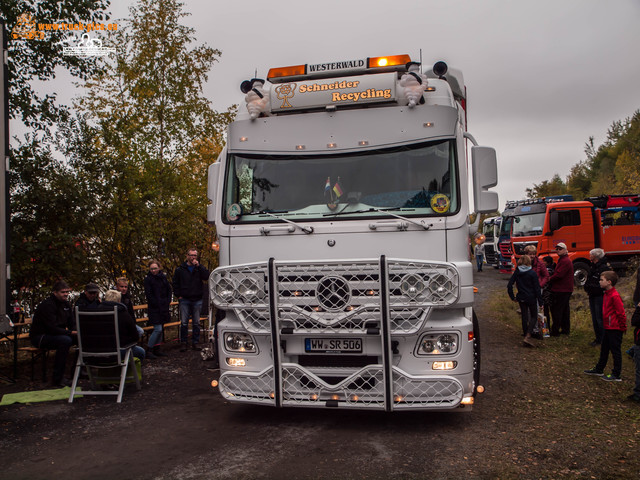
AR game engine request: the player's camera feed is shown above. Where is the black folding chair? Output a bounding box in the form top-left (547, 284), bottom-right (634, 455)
top-left (69, 307), bottom-right (141, 403)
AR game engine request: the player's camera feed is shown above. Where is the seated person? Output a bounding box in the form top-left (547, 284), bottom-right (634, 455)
top-left (30, 280), bottom-right (76, 387)
top-left (74, 282), bottom-right (101, 310)
top-left (91, 290), bottom-right (146, 361)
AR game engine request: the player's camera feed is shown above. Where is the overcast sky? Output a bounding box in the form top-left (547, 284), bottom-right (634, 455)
top-left (62, 0), bottom-right (640, 208)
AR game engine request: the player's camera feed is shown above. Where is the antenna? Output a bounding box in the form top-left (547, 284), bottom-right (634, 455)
top-left (255, 68), bottom-right (257, 79)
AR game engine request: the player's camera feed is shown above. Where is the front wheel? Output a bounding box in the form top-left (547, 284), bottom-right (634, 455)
top-left (573, 261), bottom-right (590, 287)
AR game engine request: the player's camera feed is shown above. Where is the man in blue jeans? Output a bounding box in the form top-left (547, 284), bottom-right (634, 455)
top-left (172, 248), bottom-right (210, 351)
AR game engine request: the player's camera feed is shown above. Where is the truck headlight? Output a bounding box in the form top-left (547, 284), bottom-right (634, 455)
top-left (437, 334), bottom-right (457, 353)
top-left (238, 278), bottom-right (262, 302)
top-left (224, 332), bottom-right (257, 353)
top-left (416, 333), bottom-right (459, 355)
top-left (428, 273), bottom-right (454, 301)
top-left (400, 274), bottom-right (425, 298)
top-left (215, 278), bottom-right (236, 302)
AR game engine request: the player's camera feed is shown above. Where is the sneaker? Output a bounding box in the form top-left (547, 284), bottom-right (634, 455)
top-left (601, 374), bottom-right (622, 382)
top-left (146, 350), bottom-right (157, 360)
top-left (590, 341), bottom-right (601, 347)
top-left (627, 394), bottom-right (640, 403)
top-left (583, 368), bottom-right (604, 376)
top-left (180, 343), bottom-right (188, 352)
top-left (626, 348), bottom-right (635, 359)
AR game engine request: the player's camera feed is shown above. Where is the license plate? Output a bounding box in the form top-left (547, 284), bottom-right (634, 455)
top-left (305, 338), bottom-right (362, 353)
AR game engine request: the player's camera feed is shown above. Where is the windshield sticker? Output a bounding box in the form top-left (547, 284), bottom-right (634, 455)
top-left (227, 203), bottom-right (242, 222)
top-left (431, 194), bottom-right (450, 213)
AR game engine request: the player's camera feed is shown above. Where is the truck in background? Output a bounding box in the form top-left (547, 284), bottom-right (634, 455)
top-left (481, 215), bottom-right (501, 268)
top-left (505, 195), bottom-right (640, 284)
top-left (498, 195), bottom-right (573, 274)
top-left (207, 53), bottom-right (498, 411)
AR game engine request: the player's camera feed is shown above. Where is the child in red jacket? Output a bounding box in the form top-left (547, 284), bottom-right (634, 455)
top-left (584, 271), bottom-right (627, 381)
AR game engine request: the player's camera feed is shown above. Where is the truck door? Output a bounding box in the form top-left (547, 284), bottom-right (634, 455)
top-left (549, 207), bottom-right (593, 251)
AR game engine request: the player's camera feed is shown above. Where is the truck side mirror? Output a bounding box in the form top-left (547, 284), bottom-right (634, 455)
top-left (207, 163), bottom-right (221, 223)
top-left (547, 210), bottom-right (558, 233)
top-left (471, 146), bottom-right (499, 213)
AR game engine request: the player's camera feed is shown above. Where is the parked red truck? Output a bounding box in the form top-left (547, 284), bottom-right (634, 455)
top-left (504, 195), bottom-right (640, 284)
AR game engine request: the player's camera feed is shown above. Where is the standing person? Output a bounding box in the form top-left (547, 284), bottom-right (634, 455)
top-left (172, 248), bottom-right (210, 351)
top-left (524, 245), bottom-right (549, 338)
top-left (144, 259), bottom-right (172, 359)
top-left (548, 243), bottom-right (574, 336)
top-left (29, 280), bottom-right (76, 387)
top-left (74, 283), bottom-right (101, 310)
top-left (584, 271), bottom-right (626, 381)
top-left (474, 235), bottom-right (485, 272)
top-left (583, 248), bottom-right (612, 347)
top-left (629, 267), bottom-right (640, 403)
top-left (507, 255), bottom-right (542, 347)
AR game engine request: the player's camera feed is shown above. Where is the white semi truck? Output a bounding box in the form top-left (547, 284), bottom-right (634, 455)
top-left (207, 54), bottom-right (498, 411)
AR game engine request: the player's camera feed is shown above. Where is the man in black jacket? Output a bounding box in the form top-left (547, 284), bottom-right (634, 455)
top-left (30, 280), bottom-right (76, 387)
top-left (583, 248), bottom-right (612, 346)
top-left (74, 282), bottom-right (101, 310)
top-left (172, 248), bottom-right (209, 351)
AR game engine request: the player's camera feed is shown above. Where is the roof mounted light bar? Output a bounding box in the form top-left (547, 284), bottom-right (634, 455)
top-left (267, 54), bottom-right (412, 83)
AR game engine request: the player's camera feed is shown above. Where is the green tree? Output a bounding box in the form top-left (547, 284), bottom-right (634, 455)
top-left (64, 0), bottom-right (234, 296)
top-left (526, 174), bottom-right (567, 199)
top-left (3, 1), bottom-right (113, 306)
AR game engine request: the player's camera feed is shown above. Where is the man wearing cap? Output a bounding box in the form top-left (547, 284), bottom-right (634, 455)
top-left (74, 283), bottom-right (102, 311)
top-left (548, 243), bottom-right (574, 335)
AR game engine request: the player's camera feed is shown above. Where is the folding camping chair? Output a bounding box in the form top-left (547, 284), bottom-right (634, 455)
top-left (69, 306), bottom-right (141, 403)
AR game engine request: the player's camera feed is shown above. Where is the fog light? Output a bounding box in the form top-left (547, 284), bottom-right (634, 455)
top-left (211, 380), bottom-right (219, 388)
top-left (394, 395), bottom-right (404, 403)
top-left (331, 394), bottom-right (340, 401)
top-left (350, 395), bottom-right (359, 402)
top-left (461, 397), bottom-right (474, 405)
top-left (226, 358), bottom-right (246, 367)
top-left (432, 361), bottom-right (457, 370)
top-left (310, 394), bottom-right (319, 401)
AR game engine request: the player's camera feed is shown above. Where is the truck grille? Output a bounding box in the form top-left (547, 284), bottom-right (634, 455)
top-left (218, 365), bottom-right (464, 410)
top-left (211, 258), bottom-right (459, 334)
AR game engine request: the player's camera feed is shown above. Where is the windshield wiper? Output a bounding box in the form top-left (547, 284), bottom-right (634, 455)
top-left (257, 211), bottom-right (314, 234)
top-left (325, 207), bottom-right (432, 230)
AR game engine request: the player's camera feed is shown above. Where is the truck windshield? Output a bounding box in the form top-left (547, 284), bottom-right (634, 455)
top-left (512, 213), bottom-right (545, 237)
top-left (223, 140), bottom-right (458, 222)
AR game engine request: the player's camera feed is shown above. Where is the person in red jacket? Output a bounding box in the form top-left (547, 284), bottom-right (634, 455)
top-left (548, 243), bottom-right (574, 336)
top-left (584, 270), bottom-right (627, 381)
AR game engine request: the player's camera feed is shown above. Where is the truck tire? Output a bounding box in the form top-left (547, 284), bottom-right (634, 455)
top-left (573, 261), bottom-right (590, 287)
top-left (472, 310), bottom-right (481, 395)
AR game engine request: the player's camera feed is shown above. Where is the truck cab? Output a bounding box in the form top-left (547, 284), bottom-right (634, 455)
top-left (207, 54), bottom-right (497, 410)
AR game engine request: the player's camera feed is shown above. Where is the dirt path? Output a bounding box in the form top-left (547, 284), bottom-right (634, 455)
top-left (1, 268), bottom-right (638, 479)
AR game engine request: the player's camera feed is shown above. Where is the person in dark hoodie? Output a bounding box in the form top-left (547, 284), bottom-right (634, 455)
top-left (172, 248), bottom-right (209, 352)
top-left (30, 280), bottom-right (76, 387)
top-left (507, 255), bottom-right (542, 347)
top-left (144, 259), bottom-right (172, 359)
top-left (583, 248), bottom-right (612, 347)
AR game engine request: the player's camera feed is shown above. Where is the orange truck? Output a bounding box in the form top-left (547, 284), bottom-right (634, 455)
top-left (504, 195), bottom-right (640, 285)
